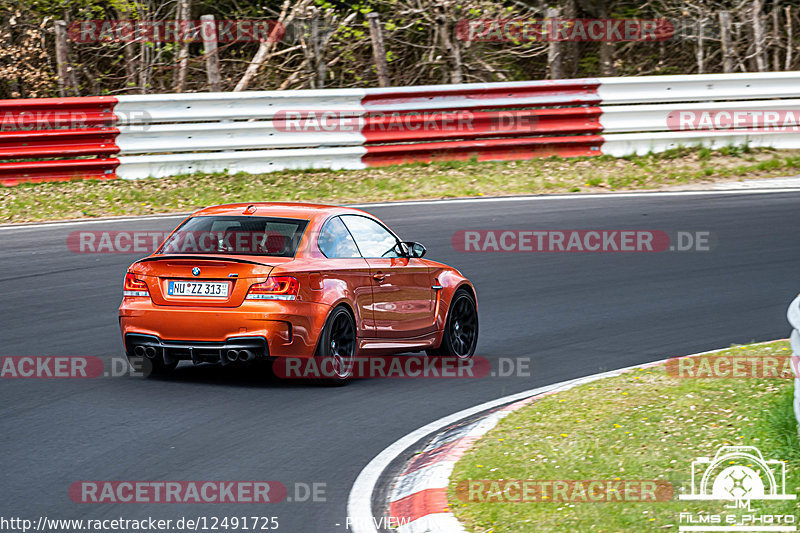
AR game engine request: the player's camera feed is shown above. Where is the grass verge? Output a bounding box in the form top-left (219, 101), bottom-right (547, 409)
top-left (2, 146), bottom-right (800, 223)
top-left (448, 341), bottom-right (800, 532)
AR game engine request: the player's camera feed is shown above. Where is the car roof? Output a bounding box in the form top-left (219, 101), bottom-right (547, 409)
top-left (190, 202), bottom-right (373, 221)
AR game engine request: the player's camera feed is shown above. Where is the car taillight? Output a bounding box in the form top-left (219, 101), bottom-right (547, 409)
top-left (246, 276), bottom-right (299, 301)
top-left (123, 272), bottom-right (150, 298)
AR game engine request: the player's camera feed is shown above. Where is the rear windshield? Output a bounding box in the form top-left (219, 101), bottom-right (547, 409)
top-left (157, 216), bottom-right (309, 257)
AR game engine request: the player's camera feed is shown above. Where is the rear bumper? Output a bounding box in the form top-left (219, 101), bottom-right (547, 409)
top-left (119, 298), bottom-right (330, 358)
top-left (125, 333), bottom-right (269, 365)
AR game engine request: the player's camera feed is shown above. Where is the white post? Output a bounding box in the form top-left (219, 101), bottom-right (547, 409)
top-left (201, 14), bottom-right (221, 92)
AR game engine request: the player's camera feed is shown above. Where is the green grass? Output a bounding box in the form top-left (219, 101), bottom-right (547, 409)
top-left (449, 341), bottom-right (800, 532)
top-left (2, 148), bottom-right (800, 223)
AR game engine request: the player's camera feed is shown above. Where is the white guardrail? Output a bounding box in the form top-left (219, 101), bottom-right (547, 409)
top-left (4, 72), bottom-right (800, 183)
top-left (788, 295), bottom-right (800, 441)
top-left (109, 72), bottom-right (800, 178)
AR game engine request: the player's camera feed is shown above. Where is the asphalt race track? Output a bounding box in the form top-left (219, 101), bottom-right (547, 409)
top-left (1, 191), bottom-right (798, 532)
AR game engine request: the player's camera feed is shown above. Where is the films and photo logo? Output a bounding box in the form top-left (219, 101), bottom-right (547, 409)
top-left (677, 445), bottom-right (796, 532)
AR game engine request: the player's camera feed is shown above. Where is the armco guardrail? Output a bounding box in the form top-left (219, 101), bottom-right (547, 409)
top-left (788, 294), bottom-right (800, 440)
top-left (3, 72), bottom-right (800, 185)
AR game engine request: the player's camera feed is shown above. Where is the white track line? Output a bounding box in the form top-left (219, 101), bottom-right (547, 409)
top-left (0, 213), bottom-right (188, 232)
top-left (346, 340), bottom-right (784, 533)
top-left (3, 187), bottom-right (800, 232)
top-left (351, 187), bottom-right (800, 208)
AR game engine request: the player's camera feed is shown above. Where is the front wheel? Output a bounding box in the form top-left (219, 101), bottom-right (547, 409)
top-left (313, 306), bottom-right (356, 386)
top-left (427, 289), bottom-right (478, 359)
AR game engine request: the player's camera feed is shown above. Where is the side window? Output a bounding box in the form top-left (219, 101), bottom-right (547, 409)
top-left (341, 215), bottom-right (400, 258)
top-left (318, 216), bottom-right (361, 258)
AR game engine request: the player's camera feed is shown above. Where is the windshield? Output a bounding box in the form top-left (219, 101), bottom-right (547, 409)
top-left (157, 216), bottom-right (309, 257)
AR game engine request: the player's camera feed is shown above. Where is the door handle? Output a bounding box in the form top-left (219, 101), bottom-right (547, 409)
top-left (373, 272), bottom-right (386, 283)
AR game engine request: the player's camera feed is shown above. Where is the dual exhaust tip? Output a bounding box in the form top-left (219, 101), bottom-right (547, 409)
top-left (134, 345), bottom-right (158, 359)
top-left (133, 345), bottom-right (254, 363)
top-left (226, 349), bottom-right (254, 363)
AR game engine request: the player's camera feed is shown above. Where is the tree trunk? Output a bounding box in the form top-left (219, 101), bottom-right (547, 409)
top-left (367, 12), bottom-right (391, 87)
top-left (311, 12), bottom-right (326, 89)
top-left (234, 0), bottom-right (294, 92)
top-left (438, 14), bottom-right (462, 84)
top-left (596, 2), bottom-right (615, 76)
top-left (201, 14), bottom-right (221, 91)
top-left (546, 7), bottom-right (563, 79)
top-left (772, 7), bottom-right (781, 71)
top-left (598, 42), bottom-right (615, 76)
top-left (121, 41), bottom-right (138, 91)
top-left (719, 11), bottom-right (734, 73)
top-left (562, 0), bottom-right (578, 78)
top-left (173, 0), bottom-right (191, 93)
top-left (696, 18), bottom-right (704, 74)
top-left (753, 0), bottom-right (767, 71)
top-left (235, 41), bottom-right (270, 92)
top-left (54, 20), bottom-right (78, 96)
top-left (138, 38), bottom-right (150, 94)
top-left (786, 7), bottom-right (793, 70)
top-left (112, 5), bottom-right (139, 92)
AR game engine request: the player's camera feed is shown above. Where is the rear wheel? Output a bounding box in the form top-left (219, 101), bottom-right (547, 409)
top-left (427, 289), bottom-right (478, 359)
top-left (313, 306), bottom-right (356, 386)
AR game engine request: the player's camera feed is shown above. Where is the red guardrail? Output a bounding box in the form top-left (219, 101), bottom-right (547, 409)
top-left (0, 158), bottom-right (119, 186)
top-left (0, 96), bottom-right (120, 185)
top-left (0, 96), bottom-right (118, 127)
top-left (359, 80), bottom-right (602, 166)
top-left (0, 128), bottom-right (120, 159)
top-left (361, 135), bottom-right (603, 166)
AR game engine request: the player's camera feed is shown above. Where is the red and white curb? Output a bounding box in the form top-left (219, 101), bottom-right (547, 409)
top-left (387, 398), bottom-right (539, 533)
top-left (347, 340), bottom-right (787, 533)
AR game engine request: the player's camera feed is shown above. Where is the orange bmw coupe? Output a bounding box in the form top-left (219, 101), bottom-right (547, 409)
top-left (119, 202), bottom-right (478, 384)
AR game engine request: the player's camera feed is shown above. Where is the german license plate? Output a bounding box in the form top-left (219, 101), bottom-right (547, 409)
top-left (167, 280), bottom-right (229, 297)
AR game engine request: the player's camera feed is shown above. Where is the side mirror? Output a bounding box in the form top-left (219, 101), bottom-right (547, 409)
top-left (407, 242), bottom-right (426, 258)
top-left (392, 241), bottom-right (410, 257)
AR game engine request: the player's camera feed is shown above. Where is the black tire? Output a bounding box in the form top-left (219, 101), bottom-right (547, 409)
top-left (427, 289), bottom-right (478, 359)
top-left (312, 306), bottom-right (357, 386)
